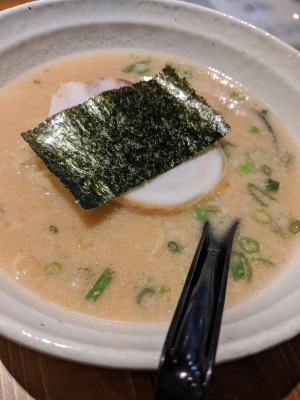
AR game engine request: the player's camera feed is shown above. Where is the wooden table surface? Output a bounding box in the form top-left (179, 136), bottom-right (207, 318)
top-left (0, 0), bottom-right (300, 399)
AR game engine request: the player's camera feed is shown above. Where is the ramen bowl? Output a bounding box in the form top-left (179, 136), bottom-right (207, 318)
top-left (0, 0), bottom-right (299, 369)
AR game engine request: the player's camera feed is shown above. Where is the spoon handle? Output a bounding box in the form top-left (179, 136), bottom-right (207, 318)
top-left (155, 220), bottom-right (239, 400)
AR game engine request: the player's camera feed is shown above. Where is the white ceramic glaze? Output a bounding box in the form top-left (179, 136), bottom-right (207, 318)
top-left (184, 0), bottom-right (300, 50)
top-left (0, 0), bottom-right (299, 369)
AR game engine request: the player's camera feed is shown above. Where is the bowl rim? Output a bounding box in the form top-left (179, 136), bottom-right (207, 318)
top-left (0, 0), bottom-right (299, 369)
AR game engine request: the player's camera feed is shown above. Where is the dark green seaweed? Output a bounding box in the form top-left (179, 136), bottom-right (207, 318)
top-left (21, 66), bottom-right (230, 209)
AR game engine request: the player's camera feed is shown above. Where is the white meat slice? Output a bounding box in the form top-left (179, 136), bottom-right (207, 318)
top-left (49, 77), bottom-right (131, 116)
top-left (123, 147), bottom-right (223, 208)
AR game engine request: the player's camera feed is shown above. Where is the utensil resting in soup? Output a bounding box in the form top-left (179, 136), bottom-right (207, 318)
top-left (0, 50), bottom-right (299, 325)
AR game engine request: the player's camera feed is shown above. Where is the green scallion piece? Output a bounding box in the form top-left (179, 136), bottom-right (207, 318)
top-left (193, 206), bottom-right (207, 220)
top-left (85, 267), bottom-right (114, 302)
top-left (290, 220), bottom-right (300, 234)
top-left (232, 261), bottom-right (245, 280)
top-left (206, 205), bottom-right (221, 214)
top-left (44, 262), bottom-right (63, 275)
top-left (49, 225), bottom-right (58, 233)
top-left (231, 251), bottom-right (252, 281)
top-left (240, 237), bottom-right (260, 253)
top-left (238, 164), bottom-right (249, 173)
top-left (230, 91), bottom-right (245, 101)
top-left (262, 165), bottom-right (271, 176)
top-left (250, 126), bottom-right (259, 133)
top-left (167, 241), bottom-right (182, 253)
top-left (251, 258), bottom-right (275, 268)
top-left (266, 179), bottom-right (279, 191)
top-left (280, 152), bottom-right (294, 168)
top-left (0, 205), bottom-right (4, 217)
top-left (136, 286), bottom-right (156, 305)
top-left (238, 161), bottom-right (253, 174)
top-left (247, 183), bottom-right (277, 207)
top-left (252, 209), bottom-right (286, 238)
top-left (252, 209), bottom-right (273, 224)
top-left (261, 109), bottom-right (268, 115)
top-left (122, 58), bottom-right (151, 75)
top-left (34, 79), bottom-right (41, 84)
top-left (159, 285), bottom-right (171, 294)
top-left (269, 221), bottom-right (286, 237)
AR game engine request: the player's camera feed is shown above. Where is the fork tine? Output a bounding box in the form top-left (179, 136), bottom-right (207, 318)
top-left (155, 220), bottom-right (239, 400)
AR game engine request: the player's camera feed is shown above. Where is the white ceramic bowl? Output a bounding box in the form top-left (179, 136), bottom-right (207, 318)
top-left (0, 0), bottom-right (299, 369)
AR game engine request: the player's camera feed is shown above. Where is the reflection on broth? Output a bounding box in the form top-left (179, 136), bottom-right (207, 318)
top-left (0, 50), bottom-right (299, 324)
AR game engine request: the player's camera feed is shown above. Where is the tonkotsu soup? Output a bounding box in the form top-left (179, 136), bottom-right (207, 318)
top-left (0, 50), bottom-right (299, 324)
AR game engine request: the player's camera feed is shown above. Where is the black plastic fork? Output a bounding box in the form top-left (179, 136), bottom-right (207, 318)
top-left (155, 220), bottom-right (239, 400)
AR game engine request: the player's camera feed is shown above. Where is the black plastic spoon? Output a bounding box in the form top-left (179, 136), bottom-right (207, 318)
top-left (155, 220), bottom-right (239, 400)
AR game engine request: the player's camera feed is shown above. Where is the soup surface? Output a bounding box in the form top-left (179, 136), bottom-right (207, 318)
top-left (0, 50), bottom-right (299, 323)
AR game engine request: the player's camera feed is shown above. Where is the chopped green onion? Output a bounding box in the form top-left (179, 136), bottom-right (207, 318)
top-left (251, 258), bottom-right (275, 268)
top-left (159, 285), bottom-right (171, 294)
top-left (266, 179), bottom-right (279, 191)
top-left (206, 205), bottom-right (221, 214)
top-left (167, 241), bottom-right (183, 253)
top-left (85, 268), bottom-right (114, 302)
top-left (230, 91), bottom-right (245, 101)
top-left (76, 236), bottom-right (94, 250)
top-left (238, 164), bottom-right (249, 173)
top-left (193, 206), bottom-right (207, 220)
top-left (269, 221), bottom-right (286, 237)
top-left (231, 251), bottom-right (252, 282)
top-left (33, 79), bottom-right (41, 84)
top-left (252, 209), bottom-right (287, 238)
top-left (252, 209), bottom-right (273, 224)
top-left (290, 220), bottom-right (300, 234)
top-left (122, 58), bottom-right (150, 74)
top-left (136, 286), bottom-right (156, 305)
top-left (44, 262), bottom-right (63, 275)
top-left (49, 225), bottom-right (58, 233)
top-left (238, 161), bottom-right (253, 174)
top-left (240, 237), bottom-right (260, 253)
top-left (59, 253), bottom-right (68, 261)
top-left (262, 165), bottom-right (272, 176)
top-left (136, 283), bottom-right (171, 305)
top-left (247, 183), bottom-right (277, 207)
top-left (232, 261), bottom-right (245, 280)
top-left (250, 126), bottom-right (259, 133)
top-left (280, 152), bottom-right (294, 168)
top-left (261, 109), bottom-right (268, 115)
top-left (193, 204), bottom-right (221, 220)
top-left (0, 205), bottom-right (4, 217)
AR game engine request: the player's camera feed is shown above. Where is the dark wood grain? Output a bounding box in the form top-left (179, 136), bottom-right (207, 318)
top-left (206, 334), bottom-right (300, 400)
top-left (0, 0), bottom-right (29, 10)
top-left (0, 0), bottom-right (299, 399)
top-left (1, 332), bottom-right (300, 399)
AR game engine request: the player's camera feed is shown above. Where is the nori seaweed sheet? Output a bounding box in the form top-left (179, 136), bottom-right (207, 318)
top-left (21, 66), bottom-right (230, 209)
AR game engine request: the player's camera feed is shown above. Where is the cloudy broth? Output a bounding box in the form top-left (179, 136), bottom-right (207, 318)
top-left (0, 50), bottom-right (299, 323)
